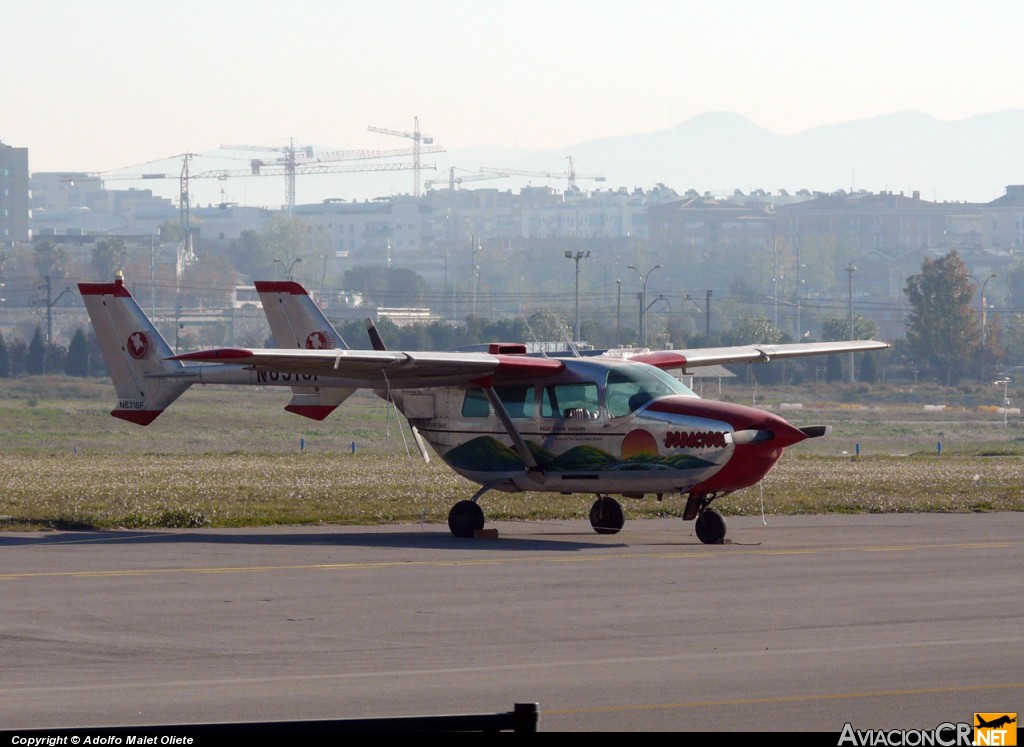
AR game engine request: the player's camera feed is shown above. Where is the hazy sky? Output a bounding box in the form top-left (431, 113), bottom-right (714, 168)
top-left (6, 0), bottom-right (1024, 200)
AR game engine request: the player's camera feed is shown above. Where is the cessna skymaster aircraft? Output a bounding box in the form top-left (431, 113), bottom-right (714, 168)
top-left (79, 277), bottom-right (888, 544)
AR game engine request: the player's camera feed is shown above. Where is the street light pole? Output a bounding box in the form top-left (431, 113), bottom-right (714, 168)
top-left (273, 257), bottom-right (304, 281)
top-left (627, 263), bottom-right (663, 348)
top-left (968, 273), bottom-right (998, 346)
top-left (564, 250), bottom-right (590, 342)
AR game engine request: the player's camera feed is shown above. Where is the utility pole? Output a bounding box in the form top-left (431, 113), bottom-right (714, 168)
top-left (615, 279), bottom-right (621, 347)
top-left (37, 275), bottom-right (72, 375)
top-left (471, 236), bottom-right (481, 318)
top-left (846, 263), bottom-right (857, 383)
top-left (564, 250), bottom-right (590, 342)
top-left (705, 289), bottom-right (712, 341)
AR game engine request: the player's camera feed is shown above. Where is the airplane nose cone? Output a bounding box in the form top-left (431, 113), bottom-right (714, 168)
top-left (644, 397), bottom-right (809, 448)
top-left (643, 397), bottom-right (811, 496)
top-left (763, 412), bottom-right (810, 449)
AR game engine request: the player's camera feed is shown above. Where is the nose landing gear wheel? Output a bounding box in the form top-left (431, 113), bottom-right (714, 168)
top-left (448, 500), bottom-right (485, 538)
top-left (695, 509), bottom-right (727, 544)
top-left (589, 496), bottom-right (625, 535)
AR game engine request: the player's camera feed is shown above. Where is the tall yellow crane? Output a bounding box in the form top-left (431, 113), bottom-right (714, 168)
top-left (367, 116), bottom-right (438, 198)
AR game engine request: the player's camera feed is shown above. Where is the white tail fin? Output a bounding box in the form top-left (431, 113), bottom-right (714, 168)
top-left (254, 280), bottom-right (355, 420)
top-left (79, 278), bottom-right (191, 425)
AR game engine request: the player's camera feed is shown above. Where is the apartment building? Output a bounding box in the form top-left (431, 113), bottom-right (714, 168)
top-left (0, 141), bottom-right (30, 245)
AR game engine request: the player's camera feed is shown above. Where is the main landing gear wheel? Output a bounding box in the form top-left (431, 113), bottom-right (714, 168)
top-left (589, 496), bottom-right (625, 535)
top-left (695, 509), bottom-right (727, 545)
top-left (448, 500), bottom-right (485, 538)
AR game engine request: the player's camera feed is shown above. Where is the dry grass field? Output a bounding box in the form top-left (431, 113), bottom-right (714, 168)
top-left (1, 376), bottom-right (1021, 531)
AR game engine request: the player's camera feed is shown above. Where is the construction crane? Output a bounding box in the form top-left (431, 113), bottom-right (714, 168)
top-left (88, 153), bottom-right (427, 242)
top-left (424, 167), bottom-right (510, 191)
top-left (367, 116), bottom-right (437, 198)
top-left (480, 155), bottom-right (605, 192)
top-left (220, 138), bottom-right (445, 211)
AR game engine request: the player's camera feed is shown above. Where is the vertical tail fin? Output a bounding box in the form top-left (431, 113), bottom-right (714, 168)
top-left (79, 277), bottom-right (191, 425)
top-left (254, 280), bottom-right (348, 350)
top-left (254, 280), bottom-right (355, 420)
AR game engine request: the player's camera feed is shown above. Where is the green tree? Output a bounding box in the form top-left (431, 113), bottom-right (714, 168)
top-left (228, 229), bottom-right (276, 282)
top-left (903, 250), bottom-right (979, 384)
top-left (1005, 313), bottom-right (1024, 365)
top-left (0, 330), bottom-right (8, 378)
top-left (821, 314), bottom-right (879, 342)
top-left (725, 315), bottom-right (784, 345)
top-left (1006, 261), bottom-right (1024, 311)
top-left (91, 238), bottom-right (128, 280)
top-left (65, 328), bottom-right (90, 377)
top-left (825, 354), bottom-right (843, 382)
top-left (524, 309), bottom-right (571, 342)
top-left (33, 239), bottom-right (68, 279)
top-left (342, 266), bottom-right (428, 307)
top-left (26, 326), bottom-right (46, 375)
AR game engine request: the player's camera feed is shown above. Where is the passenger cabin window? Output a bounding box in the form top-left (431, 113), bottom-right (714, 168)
top-left (462, 388), bottom-right (490, 418)
top-left (541, 382), bottom-right (600, 419)
top-left (461, 386), bottom-right (536, 418)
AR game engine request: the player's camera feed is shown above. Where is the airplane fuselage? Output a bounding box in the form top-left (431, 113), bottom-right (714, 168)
top-left (398, 356), bottom-right (807, 499)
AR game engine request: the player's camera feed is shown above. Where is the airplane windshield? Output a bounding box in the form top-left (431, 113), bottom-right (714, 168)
top-left (605, 364), bottom-right (695, 417)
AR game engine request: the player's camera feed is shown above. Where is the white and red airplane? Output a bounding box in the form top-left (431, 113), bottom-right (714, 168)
top-left (79, 276), bottom-right (888, 543)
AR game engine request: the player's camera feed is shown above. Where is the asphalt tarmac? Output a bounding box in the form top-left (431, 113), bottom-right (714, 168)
top-left (1, 513), bottom-right (1021, 733)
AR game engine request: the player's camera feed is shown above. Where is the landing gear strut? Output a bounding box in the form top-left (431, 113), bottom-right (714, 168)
top-left (448, 499), bottom-right (485, 538)
top-left (694, 508), bottom-right (727, 545)
top-left (589, 496), bottom-right (625, 535)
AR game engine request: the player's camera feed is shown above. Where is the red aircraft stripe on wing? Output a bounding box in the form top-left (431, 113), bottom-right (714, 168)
top-left (487, 355), bottom-right (565, 381)
top-left (626, 351), bottom-right (689, 370)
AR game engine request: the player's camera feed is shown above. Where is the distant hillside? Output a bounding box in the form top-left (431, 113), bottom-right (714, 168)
top-left (436, 110), bottom-right (1024, 203)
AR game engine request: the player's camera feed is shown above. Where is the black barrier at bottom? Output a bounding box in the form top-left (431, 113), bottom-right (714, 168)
top-left (7, 702), bottom-right (540, 736)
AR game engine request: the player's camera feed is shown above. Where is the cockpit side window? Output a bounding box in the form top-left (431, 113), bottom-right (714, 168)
top-left (606, 364), bottom-right (695, 417)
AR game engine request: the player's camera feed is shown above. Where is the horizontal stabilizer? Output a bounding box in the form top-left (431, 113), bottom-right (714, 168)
top-left (284, 387), bottom-right (357, 420)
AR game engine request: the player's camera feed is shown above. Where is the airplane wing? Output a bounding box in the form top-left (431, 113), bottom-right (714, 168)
top-left (624, 339), bottom-right (889, 371)
top-left (171, 347), bottom-right (565, 389)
